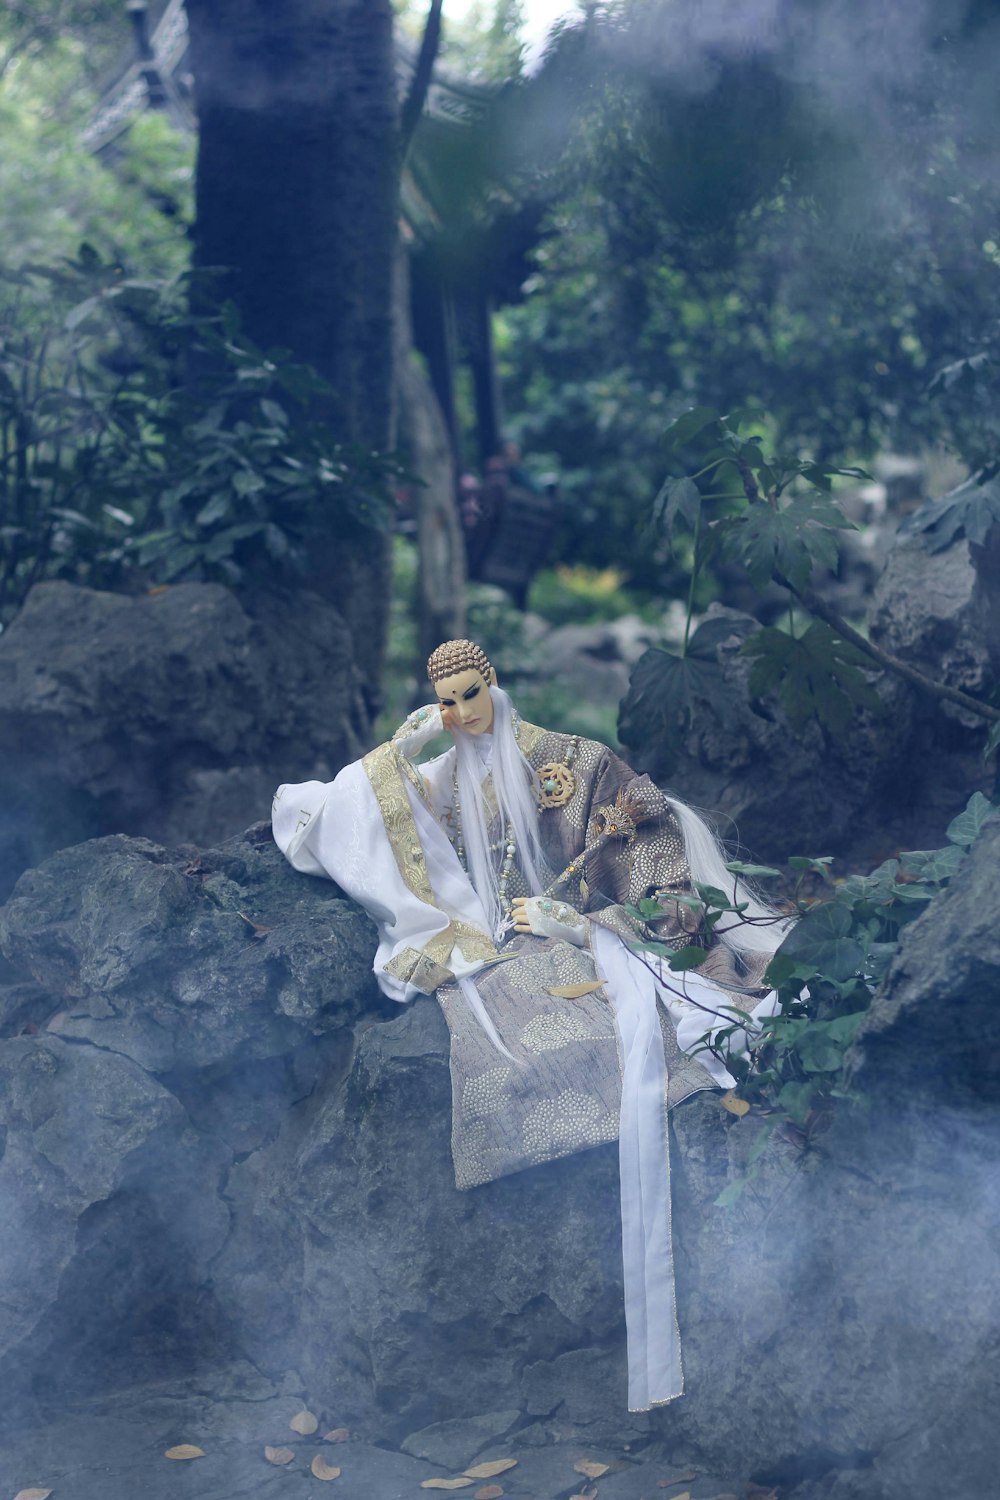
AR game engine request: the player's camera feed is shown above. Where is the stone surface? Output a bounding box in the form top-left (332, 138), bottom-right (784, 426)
top-left (0, 579), bottom-right (368, 899)
top-left (868, 529), bottom-right (1000, 726)
top-left (0, 818), bottom-right (997, 1499)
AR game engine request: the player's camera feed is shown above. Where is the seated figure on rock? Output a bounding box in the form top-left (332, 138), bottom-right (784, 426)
top-left (272, 638), bottom-right (790, 1412)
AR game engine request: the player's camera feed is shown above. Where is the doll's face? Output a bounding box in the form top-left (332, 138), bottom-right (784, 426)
top-left (434, 668), bottom-right (495, 735)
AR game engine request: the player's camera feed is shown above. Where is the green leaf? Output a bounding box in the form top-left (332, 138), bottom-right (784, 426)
top-left (658, 475), bottom-right (701, 533)
top-left (720, 493), bottom-right (854, 592)
top-left (195, 492), bottom-right (231, 527)
top-left (64, 296), bottom-right (101, 330)
top-left (618, 617), bottom-right (746, 775)
top-left (898, 472), bottom-right (1000, 553)
top-left (667, 945), bottom-right (710, 971)
top-left (774, 901), bottom-right (864, 982)
top-left (788, 855), bottom-right (835, 873)
top-left (946, 790), bottom-right (996, 848)
top-left (776, 1079), bottom-right (820, 1124)
top-left (232, 468), bottom-right (266, 498)
top-left (724, 860), bottom-right (783, 879)
top-left (743, 621), bottom-right (883, 735)
top-left (663, 405), bottom-right (720, 451)
top-left (898, 845), bottom-right (966, 883)
top-left (260, 398), bottom-right (288, 427)
top-left (984, 721), bottom-right (1000, 763)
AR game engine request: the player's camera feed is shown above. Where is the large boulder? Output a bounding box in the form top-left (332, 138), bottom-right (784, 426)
top-left (0, 579), bottom-right (368, 899)
top-left (0, 819), bottom-right (997, 1498)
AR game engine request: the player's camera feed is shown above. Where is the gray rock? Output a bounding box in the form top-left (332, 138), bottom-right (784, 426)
top-left (0, 818), bottom-right (996, 1499)
top-left (869, 530), bottom-right (1000, 726)
top-left (400, 1408), bottom-right (521, 1468)
top-left (0, 579), bottom-right (368, 898)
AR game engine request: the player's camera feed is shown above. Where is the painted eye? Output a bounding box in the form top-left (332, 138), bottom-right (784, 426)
top-left (463, 685), bottom-right (480, 700)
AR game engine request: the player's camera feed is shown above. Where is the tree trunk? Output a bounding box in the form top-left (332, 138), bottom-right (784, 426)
top-left (393, 248), bottom-right (466, 681)
top-left (184, 0), bottom-right (398, 705)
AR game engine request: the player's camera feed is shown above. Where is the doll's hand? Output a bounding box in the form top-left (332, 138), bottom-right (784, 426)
top-left (392, 703), bottom-right (444, 755)
top-left (512, 896), bottom-right (588, 947)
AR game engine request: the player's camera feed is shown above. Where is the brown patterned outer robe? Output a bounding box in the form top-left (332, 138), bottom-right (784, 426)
top-left (437, 724), bottom-right (768, 1191)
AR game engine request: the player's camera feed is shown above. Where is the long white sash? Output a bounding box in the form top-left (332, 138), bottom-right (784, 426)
top-left (593, 924), bottom-right (683, 1410)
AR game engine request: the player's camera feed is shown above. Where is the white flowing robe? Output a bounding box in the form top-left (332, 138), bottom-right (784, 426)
top-left (273, 719), bottom-right (777, 1412)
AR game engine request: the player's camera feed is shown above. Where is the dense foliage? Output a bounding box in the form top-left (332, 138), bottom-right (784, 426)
top-left (636, 790), bottom-right (998, 1200)
top-left (0, 249), bottom-right (399, 622)
top-left (494, 0), bottom-right (1000, 592)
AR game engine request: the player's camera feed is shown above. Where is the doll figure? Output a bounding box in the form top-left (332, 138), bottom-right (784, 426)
top-left (272, 639), bottom-right (788, 1411)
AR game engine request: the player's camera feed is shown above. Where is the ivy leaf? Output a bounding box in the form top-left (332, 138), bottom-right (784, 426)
top-left (724, 860), bottom-right (783, 879)
top-left (774, 902), bottom-right (864, 982)
top-left (743, 621), bottom-right (882, 735)
top-left (985, 721), bottom-right (1000, 762)
top-left (898, 471), bottom-right (1000, 553)
top-left (667, 945), bottom-right (710, 971)
top-left (946, 790), bottom-right (996, 848)
top-left (776, 1078), bottom-right (820, 1124)
top-left (898, 845), bottom-right (966, 883)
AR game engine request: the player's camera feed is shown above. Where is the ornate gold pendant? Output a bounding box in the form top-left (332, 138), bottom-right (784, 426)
top-left (537, 761), bottom-right (576, 809)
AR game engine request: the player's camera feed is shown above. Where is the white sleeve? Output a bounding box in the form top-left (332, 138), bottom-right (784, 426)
top-left (391, 703), bottom-right (445, 757)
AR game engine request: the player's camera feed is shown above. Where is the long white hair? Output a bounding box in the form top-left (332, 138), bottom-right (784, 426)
top-left (451, 685), bottom-right (550, 939)
top-left (661, 796), bottom-right (794, 957)
top-left (452, 685), bottom-right (789, 957)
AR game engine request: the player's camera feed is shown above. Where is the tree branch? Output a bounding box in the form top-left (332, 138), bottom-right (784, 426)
top-left (400, 0), bottom-right (444, 158)
top-left (731, 457), bottom-right (1000, 727)
top-left (784, 573), bottom-right (1000, 726)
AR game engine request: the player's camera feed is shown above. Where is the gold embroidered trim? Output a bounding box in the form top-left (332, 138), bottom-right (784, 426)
top-left (363, 741), bottom-right (499, 983)
top-left (383, 945), bottom-right (455, 995)
top-left (515, 719), bottom-right (547, 756)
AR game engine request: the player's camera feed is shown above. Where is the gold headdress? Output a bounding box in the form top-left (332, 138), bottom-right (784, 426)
top-left (427, 638), bottom-right (493, 685)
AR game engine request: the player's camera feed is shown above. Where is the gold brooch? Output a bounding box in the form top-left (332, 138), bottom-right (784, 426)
top-left (592, 786), bottom-right (653, 846)
top-left (537, 761), bottom-right (576, 809)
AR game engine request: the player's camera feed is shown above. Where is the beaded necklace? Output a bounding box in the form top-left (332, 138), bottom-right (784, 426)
top-left (450, 764), bottom-right (517, 921)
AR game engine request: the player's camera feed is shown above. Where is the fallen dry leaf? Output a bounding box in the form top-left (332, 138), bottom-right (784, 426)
top-left (547, 981), bottom-right (605, 998)
top-left (419, 1481), bottom-right (475, 1491)
top-left (13, 1491), bottom-right (53, 1500)
top-left (147, 584), bottom-right (171, 596)
top-left (324, 1427), bottom-right (350, 1442)
top-left (238, 910), bottom-right (273, 939)
top-left (164, 1444), bottom-right (205, 1460)
top-left (264, 1446), bottom-right (295, 1465)
top-left (658, 1473), bottom-right (697, 1488)
top-left (568, 1490), bottom-right (598, 1500)
top-left (702, 1493), bottom-right (738, 1499)
top-left (463, 1459), bottom-right (518, 1479)
top-left (473, 1487), bottom-right (504, 1500)
top-left (720, 1090), bottom-right (750, 1117)
top-left (745, 1489), bottom-right (777, 1500)
top-left (574, 1460), bottom-right (610, 1479)
top-left (310, 1455), bottom-right (341, 1480)
top-left (289, 1409), bottom-right (319, 1435)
